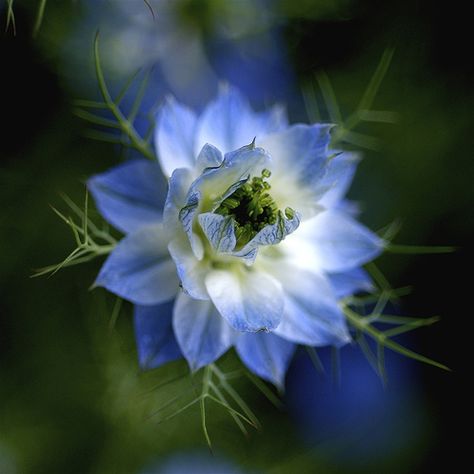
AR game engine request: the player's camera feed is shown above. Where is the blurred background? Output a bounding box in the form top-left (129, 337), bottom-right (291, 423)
top-left (1, 0), bottom-right (472, 473)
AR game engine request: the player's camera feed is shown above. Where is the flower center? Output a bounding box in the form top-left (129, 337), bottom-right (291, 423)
top-left (215, 169), bottom-right (294, 247)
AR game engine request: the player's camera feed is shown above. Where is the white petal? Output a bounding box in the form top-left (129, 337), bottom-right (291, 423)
top-left (155, 96), bottom-right (198, 177)
top-left (205, 267), bottom-right (283, 332)
top-left (198, 212), bottom-right (236, 253)
top-left (273, 267), bottom-right (350, 347)
top-left (195, 85), bottom-right (287, 154)
top-left (168, 235), bottom-right (210, 300)
top-left (260, 124), bottom-right (333, 220)
top-left (281, 210), bottom-right (384, 273)
top-left (163, 167), bottom-right (195, 231)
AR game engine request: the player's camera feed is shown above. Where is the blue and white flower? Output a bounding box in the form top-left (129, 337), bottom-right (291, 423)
top-left (89, 86), bottom-right (384, 387)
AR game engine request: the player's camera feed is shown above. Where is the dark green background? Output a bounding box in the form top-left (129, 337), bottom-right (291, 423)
top-left (1, 1), bottom-right (472, 473)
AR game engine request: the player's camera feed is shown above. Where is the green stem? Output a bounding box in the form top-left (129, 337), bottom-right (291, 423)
top-left (386, 243), bottom-right (456, 254)
top-left (94, 32), bottom-right (155, 161)
top-left (33, 0), bottom-right (47, 37)
top-left (344, 307), bottom-right (450, 371)
top-left (200, 366), bottom-right (212, 448)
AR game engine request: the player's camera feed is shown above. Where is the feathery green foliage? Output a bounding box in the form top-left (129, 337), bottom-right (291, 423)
top-left (339, 262), bottom-right (449, 383)
top-left (304, 48), bottom-right (397, 150)
top-left (5, 0), bottom-right (16, 35)
top-left (4, 0), bottom-right (48, 36)
top-left (32, 191), bottom-right (116, 277)
top-left (74, 33), bottom-right (156, 160)
top-left (33, 0), bottom-right (47, 36)
top-left (301, 52), bottom-right (451, 381)
top-left (149, 363), bottom-right (271, 448)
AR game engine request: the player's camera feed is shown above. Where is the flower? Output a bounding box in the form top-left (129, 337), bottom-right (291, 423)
top-left (142, 452), bottom-right (245, 474)
top-left (88, 86), bottom-right (384, 387)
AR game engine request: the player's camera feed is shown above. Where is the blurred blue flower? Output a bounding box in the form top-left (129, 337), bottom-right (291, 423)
top-left (142, 452), bottom-right (246, 474)
top-left (286, 346), bottom-right (426, 469)
top-left (64, 0), bottom-right (295, 109)
top-left (89, 86), bottom-right (384, 387)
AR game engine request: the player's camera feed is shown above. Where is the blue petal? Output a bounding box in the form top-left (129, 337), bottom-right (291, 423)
top-left (260, 124), bottom-right (335, 219)
top-left (272, 267), bottom-right (351, 347)
top-left (195, 84), bottom-right (288, 154)
top-left (168, 235), bottom-right (210, 300)
top-left (236, 332), bottom-right (295, 388)
top-left (134, 302), bottom-right (182, 370)
top-left (328, 267), bottom-right (374, 299)
top-left (285, 210), bottom-right (384, 273)
top-left (196, 143), bottom-right (223, 171)
top-left (95, 225), bottom-right (178, 305)
top-left (88, 160), bottom-right (165, 234)
top-left (198, 212), bottom-right (236, 253)
top-left (318, 151), bottom-right (360, 209)
top-left (261, 123), bottom-right (332, 186)
top-left (192, 143), bottom-right (271, 204)
top-left (205, 268), bottom-right (283, 332)
top-left (173, 293), bottom-right (234, 371)
top-left (178, 190), bottom-right (205, 260)
top-left (163, 167), bottom-right (194, 231)
top-left (155, 96), bottom-right (198, 177)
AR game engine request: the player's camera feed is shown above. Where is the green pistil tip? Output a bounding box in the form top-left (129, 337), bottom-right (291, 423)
top-left (216, 169), bottom-right (292, 246)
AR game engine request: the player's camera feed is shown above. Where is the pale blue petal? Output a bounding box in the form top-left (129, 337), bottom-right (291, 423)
top-left (329, 267), bottom-right (374, 299)
top-left (196, 143), bottom-right (223, 171)
top-left (178, 190), bottom-right (204, 259)
top-left (335, 200), bottom-right (361, 216)
top-left (186, 143), bottom-right (270, 209)
top-left (168, 235), bottom-right (210, 300)
top-left (134, 302), bottom-right (182, 370)
top-left (286, 210), bottom-right (384, 273)
top-left (173, 293), bottom-right (234, 371)
top-left (163, 167), bottom-right (195, 230)
top-left (260, 124), bottom-right (335, 219)
top-left (272, 267), bottom-right (351, 347)
top-left (261, 124), bottom-right (333, 188)
top-left (205, 268), bottom-right (283, 332)
top-left (198, 212), bottom-right (236, 253)
top-left (155, 96), bottom-right (198, 177)
top-left (95, 225), bottom-right (178, 305)
top-left (195, 85), bottom-right (288, 154)
top-left (88, 160), bottom-right (165, 234)
top-left (318, 151), bottom-right (360, 209)
top-left (236, 332), bottom-right (295, 388)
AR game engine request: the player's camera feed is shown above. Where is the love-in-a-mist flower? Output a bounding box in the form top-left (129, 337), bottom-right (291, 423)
top-left (89, 86), bottom-right (384, 387)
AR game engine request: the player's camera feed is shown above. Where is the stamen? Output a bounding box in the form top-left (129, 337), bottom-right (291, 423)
top-left (215, 169), bottom-right (293, 246)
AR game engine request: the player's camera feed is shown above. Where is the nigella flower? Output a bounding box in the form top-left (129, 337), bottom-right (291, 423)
top-left (89, 86), bottom-right (384, 387)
